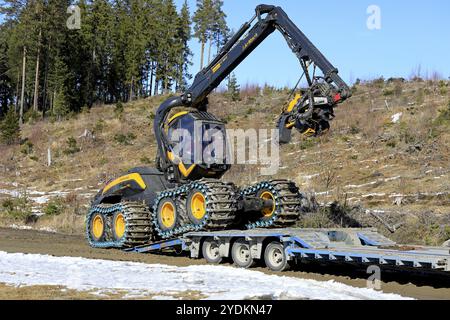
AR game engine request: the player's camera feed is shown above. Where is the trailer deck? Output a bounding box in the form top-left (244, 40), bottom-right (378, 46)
top-left (125, 228), bottom-right (450, 273)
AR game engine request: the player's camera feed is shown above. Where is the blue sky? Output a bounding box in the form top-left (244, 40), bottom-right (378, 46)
top-left (176, 0), bottom-right (450, 87)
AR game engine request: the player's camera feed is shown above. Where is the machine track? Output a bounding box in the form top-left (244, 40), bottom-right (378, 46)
top-left (152, 179), bottom-right (238, 239)
top-left (241, 180), bottom-right (303, 229)
top-left (86, 202), bottom-right (153, 249)
top-left (86, 180), bottom-right (304, 246)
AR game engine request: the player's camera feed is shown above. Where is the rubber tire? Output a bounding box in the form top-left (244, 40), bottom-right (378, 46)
top-left (112, 211), bottom-right (126, 242)
top-left (264, 242), bottom-right (291, 272)
top-left (156, 198), bottom-right (178, 232)
top-left (277, 114), bottom-right (292, 145)
top-left (231, 239), bottom-right (256, 269)
top-left (186, 190), bottom-right (206, 225)
top-left (202, 238), bottom-right (223, 264)
top-left (89, 213), bottom-right (106, 242)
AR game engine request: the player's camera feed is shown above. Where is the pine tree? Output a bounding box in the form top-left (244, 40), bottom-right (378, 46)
top-left (2, 1), bottom-right (31, 123)
top-left (227, 73), bottom-right (240, 101)
top-left (211, 0), bottom-right (229, 55)
top-left (79, 0), bottom-right (114, 106)
top-left (0, 25), bottom-right (14, 118)
top-left (49, 55), bottom-right (69, 120)
top-left (32, 0), bottom-right (44, 112)
top-left (0, 106), bottom-right (21, 144)
top-left (193, 0), bottom-right (213, 70)
top-left (44, 1), bottom-right (70, 109)
top-left (151, 0), bottom-right (184, 94)
top-left (177, 0), bottom-right (193, 91)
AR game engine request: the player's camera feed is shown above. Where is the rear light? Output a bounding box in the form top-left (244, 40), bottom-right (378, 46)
top-left (333, 93), bottom-right (342, 103)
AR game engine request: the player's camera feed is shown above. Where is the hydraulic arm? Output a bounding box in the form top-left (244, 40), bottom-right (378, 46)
top-left (155, 4), bottom-right (351, 174)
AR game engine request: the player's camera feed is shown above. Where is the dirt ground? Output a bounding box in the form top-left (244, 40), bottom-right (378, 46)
top-left (1, 227), bottom-right (450, 300)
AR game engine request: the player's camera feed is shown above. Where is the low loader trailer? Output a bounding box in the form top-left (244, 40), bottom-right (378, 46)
top-left (124, 228), bottom-right (450, 274)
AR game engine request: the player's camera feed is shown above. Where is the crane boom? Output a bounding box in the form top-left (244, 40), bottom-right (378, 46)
top-left (154, 4), bottom-right (351, 171)
top-left (187, 4), bottom-right (350, 107)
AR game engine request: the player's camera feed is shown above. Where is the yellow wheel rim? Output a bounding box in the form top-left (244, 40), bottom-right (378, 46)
top-left (260, 191), bottom-right (276, 218)
top-left (92, 215), bottom-right (104, 239)
top-left (161, 202), bottom-right (176, 229)
top-left (114, 213), bottom-right (126, 239)
top-left (191, 192), bottom-right (206, 220)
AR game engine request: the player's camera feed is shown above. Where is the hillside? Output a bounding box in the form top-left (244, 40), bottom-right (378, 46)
top-left (0, 79), bottom-right (449, 245)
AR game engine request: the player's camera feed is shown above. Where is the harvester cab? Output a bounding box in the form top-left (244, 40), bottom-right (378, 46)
top-left (165, 110), bottom-right (231, 182)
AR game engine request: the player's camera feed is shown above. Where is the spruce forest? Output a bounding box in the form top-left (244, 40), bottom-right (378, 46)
top-left (0, 0), bottom-right (229, 124)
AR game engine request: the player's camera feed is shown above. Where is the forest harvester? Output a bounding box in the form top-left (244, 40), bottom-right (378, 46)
top-left (86, 4), bottom-right (351, 249)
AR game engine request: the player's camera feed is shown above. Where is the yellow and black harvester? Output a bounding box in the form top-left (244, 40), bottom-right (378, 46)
top-left (86, 4), bottom-right (351, 249)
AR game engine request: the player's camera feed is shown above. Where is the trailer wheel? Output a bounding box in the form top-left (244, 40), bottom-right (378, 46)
top-left (264, 242), bottom-right (291, 272)
top-left (202, 238), bottom-right (222, 264)
top-left (231, 239), bottom-right (256, 268)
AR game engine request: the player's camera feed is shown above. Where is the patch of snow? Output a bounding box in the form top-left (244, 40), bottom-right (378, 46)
top-left (31, 208), bottom-right (44, 216)
top-left (315, 190), bottom-right (333, 196)
top-left (37, 227), bottom-right (57, 233)
top-left (0, 252), bottom-right (410, 300)
top-left (61, 179), bottom-right (84, 183)
top-left (361, 193), bottom-right (386, 198)
top-left (27, 190), bottom-right (47, 196)
top-left (31, 196), bottom-right (50, 204)
top-left (48, 191), bottom-right (69, 196)
top-left (385, 176), bottom-right (401, 182)
top-left (391, 113), bottom-right (403, 124)
top-left (0, 186), bottom-right (92, 206)
top-left (345, 176), bottom-right (401, 190)
top-left (286, 151), bottom-right (302, 156)
top-left (346, 197), bottom-right (361, 203)
top-left (388, 191), bottom-right (449, 198)
top-left (389, 193), bottom-right (405, 198)
top-left (7, 225), bottom-right (57, 233)
top-left (359, 159), bottom-right (379, 164)
top-left (0, 189), bottom-right (20, 197)
top-left (369, 210), bottom-right (387, 214)
top-left (8, 224), bottom-right (32, 231)
top-left (345, 181), bottom-right (378, 189)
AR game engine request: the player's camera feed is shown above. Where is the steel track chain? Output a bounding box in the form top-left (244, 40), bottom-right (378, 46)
top-left (86, 202), bottom-right (152, 249)
top-left (241, 180), bottom-right (303, 229)
top-left (152, 179), bottom-right (238, 239)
